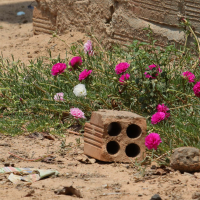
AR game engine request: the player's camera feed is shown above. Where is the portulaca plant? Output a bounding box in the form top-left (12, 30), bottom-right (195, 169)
top-left (0, 23), bottom-right (200, 158)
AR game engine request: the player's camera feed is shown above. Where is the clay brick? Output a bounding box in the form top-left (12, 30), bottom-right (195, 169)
top-left (84, 109), bottom-right (146, 163)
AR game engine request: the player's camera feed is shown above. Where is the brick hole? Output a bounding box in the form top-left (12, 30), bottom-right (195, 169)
top-left (107, 122), bottom-right (121, 136)
top-left (126, 124), bottom-right (142, 138)
top-left (125, 143), bottom-right (140, 157)
top-left (106, 141), bottom-right (120, 155)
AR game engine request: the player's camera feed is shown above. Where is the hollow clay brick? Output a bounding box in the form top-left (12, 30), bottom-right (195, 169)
top-left (84, 109), bottom-right (146, 163)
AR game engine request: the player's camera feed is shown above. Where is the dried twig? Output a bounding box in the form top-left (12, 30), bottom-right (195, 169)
top-left (68, 130), bottom-right (81, 136)
top-left (8, 152), bottom-right (52, 162)
top-left (155, 150), bottom-right (174, 161)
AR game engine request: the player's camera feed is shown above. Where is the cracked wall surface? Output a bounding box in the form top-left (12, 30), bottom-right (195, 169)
top-left (33, 0), bottom-right (200, 46)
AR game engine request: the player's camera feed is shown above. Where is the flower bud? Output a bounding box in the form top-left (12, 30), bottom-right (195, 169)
top-left (131, 67), bottom-right (136, 72)
top-left (113, 77), bottom-right (117, 80)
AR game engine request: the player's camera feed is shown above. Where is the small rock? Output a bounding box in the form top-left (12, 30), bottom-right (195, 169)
top-left (22, 20), bottom-right (28, 24)
top-left (171, 147), bottom-right (200, 172)
top-left (16, 183), bottom-right (24, 191)
top-left (192, 192), bottom-right (200, 199)
top-left (151, 165), bottom-right (157, 169)
top-left (150, 194), bottom-right (162, 200)
top-left (194, 172), bottom-right (200, 179)
top-left (24, 189), bottom-right (35, 197)
top-left (34, 50), bottom-right (39, 54)
top-left (138, 194), bottom-right (143, 197)
top-left (28, 55), bottom-right (32, 58)
top-left (77, 155), bottom-right (96, 164)
top-left (153, 168), bottom-right (166, 175)
top-left (151, 161), bottom-right (159, 169)
top-left (183, 172), bottom-right (194, 177)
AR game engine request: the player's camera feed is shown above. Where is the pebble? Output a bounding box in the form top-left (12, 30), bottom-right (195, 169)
top-left (192, 192), bottom-right (200, 199)
top-left (150, 194), bottom-right (162, 200)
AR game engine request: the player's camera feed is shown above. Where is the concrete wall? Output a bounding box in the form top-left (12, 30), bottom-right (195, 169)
top-left (33, 0), bottom-right (200, 46)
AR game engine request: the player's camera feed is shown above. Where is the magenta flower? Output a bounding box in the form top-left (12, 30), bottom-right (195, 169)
top-left (182, 71), bottom-right (195, 83)
top-left (156, 104), bottom-right (170, 118)
top-left (70, 108), bottom-right (85, 119)
top-left (144, 64), bottom-right (162, 79)
top-left (145, 133), bottom-right (162, 150)
top-left (54, 93), bottom-right (64, 101)
top-left (79, 69), bottom-right (92, 81)
top-left (151, 112), bottom-right (166, 124)
top-left (193, 81), bottom-right (200, 97)
top-left (119, 73), bottom-right (130, 85)
top-left (69, 56), bottom-right (82, 70)
top-left (84, 40), bottom-right (94, 56)
top-left (51, 63), bottom-right (66, 76)
top-left (115, 62), bottom-right (130, 75)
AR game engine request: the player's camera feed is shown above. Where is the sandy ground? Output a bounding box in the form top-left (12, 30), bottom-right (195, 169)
top-left (0, 0), bottom-right (87, 64)
top-left (0, 1), bottom-right (200, 200)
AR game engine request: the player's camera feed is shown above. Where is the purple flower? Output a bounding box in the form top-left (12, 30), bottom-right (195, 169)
top-left (145, 133), bottom-right (162, 150)
top-left (119, 73), bottom-right (130, 85)
top-left (51, 63), bottom-right (66, 76)
top-left (144, 64), bottom-right (162, 79)
top-left (182, 71), bottom-right (195, 83)
top-left (115, 62), bottom-right (130, 75)
top-left (69, 56), bottom-right (82, 70)
top-left (156, 104), bottom-right (170, 118)
top-left (54, 93), bottom-right (64, 101)
top-left (79, 69), bottom-right (92, 81)
top-left (193, 81), bottom-right (200, 97)
top-left (151, 112), bottom-right (166, 124)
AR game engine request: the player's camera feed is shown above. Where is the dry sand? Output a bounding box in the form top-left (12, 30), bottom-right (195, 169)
top-left (0, 1), bottom-right (199, 200)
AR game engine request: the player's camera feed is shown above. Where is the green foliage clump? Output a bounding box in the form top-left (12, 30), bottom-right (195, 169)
top-left (0, 22), bottom-right (200, 157)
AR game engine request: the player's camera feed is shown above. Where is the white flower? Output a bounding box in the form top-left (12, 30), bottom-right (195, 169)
top-left (73, 84), bottom-right (87, 97)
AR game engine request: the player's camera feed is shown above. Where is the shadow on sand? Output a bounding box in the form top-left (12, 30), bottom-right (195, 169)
top-left (0, 1), bottom-right (37, 24)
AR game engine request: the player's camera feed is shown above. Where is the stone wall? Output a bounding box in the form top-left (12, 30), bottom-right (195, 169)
top-left (33, 0), bottom-right (200, 46)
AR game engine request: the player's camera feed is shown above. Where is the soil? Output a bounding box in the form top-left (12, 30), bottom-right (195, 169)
top-left (0, 1), bottom-right (199, 200)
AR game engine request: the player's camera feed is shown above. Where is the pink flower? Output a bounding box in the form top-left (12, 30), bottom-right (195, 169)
top-left (182, 71), bottom-right (195, 83)
top-left (54, 93), bottom-right (64, 101)
top-left (69, 56), bottom-right (82, 70)
top-left (193, 81), bottom-right (200, 97)
top-left (156, 104), bottom-right (170, 118)
top-left (51, 63), bottom-right (66, 76)
top-left (151, 112), bottom-right (165, 124)
top-left (115, 62), bottom-right (130, 75)
top-left (144, 64), bottom-right (162, 79)
top-left (70, 108), bottom-right (85, 119)
top-left (145, 133), bottom-right (162, 150)
top-left (84, 40), bottom-right (94, 56)
top-left (79, 69), bottom-right (92, 81)
top-left (119, 73), bottom-right (130, 85)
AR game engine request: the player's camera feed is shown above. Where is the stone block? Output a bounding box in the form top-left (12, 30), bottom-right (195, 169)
top-left (171, 147), bottom-right (200, 172)
top-left (84, 109), bottom-right (146, 162)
